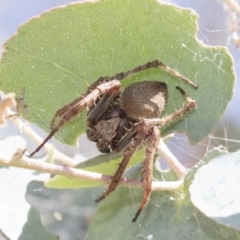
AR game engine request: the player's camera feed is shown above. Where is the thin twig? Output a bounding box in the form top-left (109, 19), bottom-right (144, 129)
top-left (0, 154), bottom-right (183, 192)
top-left (6, 108), bottom-right (77, 167)
top-left (0, 228), bottom-right (11, 240)
top-left (157, 139), bottom-right (187, 179)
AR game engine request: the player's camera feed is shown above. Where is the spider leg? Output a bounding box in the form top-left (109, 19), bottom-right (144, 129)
top-left (29, 80), bottom-right (121, 157)
top-left (132, 126), bottom-right (160, 222)
top-left (86, 87), bottom-right (119, 127)
top-left (109, 60), bottom-right (197, 89)
top-left (50, 96), bottom-right (85, 129)
top-left (142, 86), bottom-right (196, 127)
top-left (95, 152), bottom-right (133, 203)
top-left (50, 76), bottom-right (111, 129)
top-left (159, 86), bottom-right (196, 125)
top-left (95, 123), bottom-right (147, 203)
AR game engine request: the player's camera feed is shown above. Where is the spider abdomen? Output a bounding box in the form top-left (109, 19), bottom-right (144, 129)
top-left (120, 81), bottom-right (168, 120)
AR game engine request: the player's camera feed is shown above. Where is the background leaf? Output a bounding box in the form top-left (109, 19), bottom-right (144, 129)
top-left (25, 181), bottom-right (99, 240)
top-left (19, 208), bottom-right (58, 240)
top-left (184, 146), bottom-right (227, 192)
top-left (85, 166), bottom-right (240, 240)
top-left (189, 149), bottom-right (240, 230)
top-left (0, 0), bottom-right (235, 147)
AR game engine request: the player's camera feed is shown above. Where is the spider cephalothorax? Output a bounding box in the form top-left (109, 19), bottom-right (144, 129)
top-left (29, 60), bottom-right (197, 222)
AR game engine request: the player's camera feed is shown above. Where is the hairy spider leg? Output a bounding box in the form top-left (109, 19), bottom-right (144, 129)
top-left (143, 86), bottom-right (196, 128)
top-left (132, 126), bottom-right (160, 222)
top-left (29, 80), bottom-right (121, 157)
top-left (50, 76), bottom-right (111, 130)
top-left (95, 122), bottom-right (147, 203)
top-left (86, 87), bottom-right (120, 127)
top-left (109, 60), bottom-right (197, 89)
top-left (94, 122), bottom-right (161, 222)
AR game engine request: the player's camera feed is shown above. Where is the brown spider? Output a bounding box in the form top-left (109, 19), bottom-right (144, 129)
top-left (29, 60), bottom-right (197, 222)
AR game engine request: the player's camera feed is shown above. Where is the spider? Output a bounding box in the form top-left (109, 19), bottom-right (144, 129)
top-left (29, 60), bottom-right (197, 222)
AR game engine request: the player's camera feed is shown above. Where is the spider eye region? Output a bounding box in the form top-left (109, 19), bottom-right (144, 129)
top-left (120, 81), bottom-right (168, 120)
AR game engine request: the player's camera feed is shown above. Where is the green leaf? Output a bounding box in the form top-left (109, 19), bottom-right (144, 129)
top-left (85, 167), bottom-right (240, 240)
top-left (19, 208), bottom-right (58, 240)
top-left (0, 0), bottom-right (235, 147)
top-left (189, 149), bottom-right (240, 231)
top-left (25, 180), bottom-right (99, 239)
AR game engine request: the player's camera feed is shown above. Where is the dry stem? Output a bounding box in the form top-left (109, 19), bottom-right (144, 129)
top-left (0, 153), bottom-right (183, 192)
